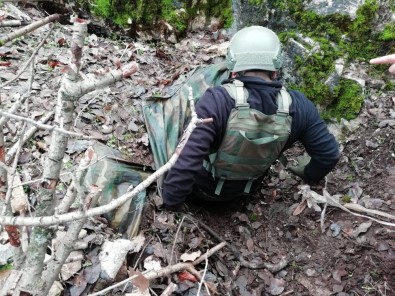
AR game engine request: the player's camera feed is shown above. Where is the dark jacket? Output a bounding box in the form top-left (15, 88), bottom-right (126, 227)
top-left (162, 76), bottom-right (340, 207)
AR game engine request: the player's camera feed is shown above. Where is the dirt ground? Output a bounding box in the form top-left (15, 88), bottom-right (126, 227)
top-left (1, 3), bottom-right (394, 296)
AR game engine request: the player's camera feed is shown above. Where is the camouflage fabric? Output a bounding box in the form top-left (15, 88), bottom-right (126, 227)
top-left (142, 61), bottom-right (230, 170)
top-left (205, 80), bottom-right (292, 194)
top-left (81, 142), bottom-right (152, 239)
top-left (79, 63), bottom-right (229, 239)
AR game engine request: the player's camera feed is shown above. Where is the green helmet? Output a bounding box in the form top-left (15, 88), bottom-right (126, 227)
top-left (226, 26), bottom-right (283, 72)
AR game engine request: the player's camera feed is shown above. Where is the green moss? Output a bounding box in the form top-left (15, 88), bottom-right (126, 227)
top-left (275, 0), bottom-right (384, 120)
top-left (378, 22), bottom-right (395, 41)
top-left (249, 213), bottom-right (258, 222)
top-left (91, 0), bottom-right (232, 33)
top-left (248, 0), bottom-right (263, 5)
top-left (322, 79), bottom-right (364, 120)
top-left (341, 195), bottom-right (352, 203)
top-left (162, 0), bottom-right (188, 31)
top-left (384, 80), bottom-right (395, 91)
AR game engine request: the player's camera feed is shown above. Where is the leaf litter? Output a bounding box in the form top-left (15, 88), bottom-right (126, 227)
top-left (0, 3), bottom-right (394, 296)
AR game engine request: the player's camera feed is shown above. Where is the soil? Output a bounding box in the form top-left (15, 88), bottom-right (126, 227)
top-left (0, 3), bottom-right (394, 296)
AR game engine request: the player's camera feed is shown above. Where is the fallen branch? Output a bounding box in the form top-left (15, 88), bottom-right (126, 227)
top-left (88, 241), bottom-right (227, 296)
top-left (0, 110), bottom-right (91, 139)
top-left (0, 24), bottom-right (53, 89)
top-left (298, 185), bottom-right (395, 227)
top-left (0, 14), bottom-right (60, 45)
top-left (0, 20), bottom-right (30, 27)
top-left (5, 111), bottom-right (54, 164)
top-left (185, 214), bottom-right (289, 272)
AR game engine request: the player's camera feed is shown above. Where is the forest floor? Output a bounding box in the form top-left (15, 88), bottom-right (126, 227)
top-left (0, 3), bottom-right (394, 296)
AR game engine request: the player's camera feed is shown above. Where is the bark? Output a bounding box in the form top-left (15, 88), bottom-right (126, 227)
top-left (1, 16), bottom-right (139, 295)
top-left (41, 187), bottom-right (101, 295)
top-left (14, 18), bottom-right (88, 295)
top-left (0, 20), bottom-right (29, 27)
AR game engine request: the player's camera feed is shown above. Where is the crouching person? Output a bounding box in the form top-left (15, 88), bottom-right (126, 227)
top-left (162, 26), bottom-right (340, 211)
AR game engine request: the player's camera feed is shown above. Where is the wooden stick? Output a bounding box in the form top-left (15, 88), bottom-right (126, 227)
top-left (0, 14), bottom-right (60, 45)
top-left (88, 242), bottom-right (227, 296)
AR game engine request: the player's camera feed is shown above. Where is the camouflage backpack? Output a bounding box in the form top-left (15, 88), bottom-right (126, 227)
top-left (203, 79), bottom-right (292, 195)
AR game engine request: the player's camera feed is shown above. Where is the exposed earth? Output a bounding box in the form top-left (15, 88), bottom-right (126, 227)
top-left (0, 3), bottom-right (394, 296)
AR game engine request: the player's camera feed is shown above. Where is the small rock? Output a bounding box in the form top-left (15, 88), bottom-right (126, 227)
top-left (330, 223), bottom-right (342, 237)
top-left (365, 140), bottom-right (379, 149)
top-left (377, 242), bottom-right (390, 251)
top-left (305, 268), bottom-right (317, 277)
top-left (48, 281), bottom-right (64, 296)
top-left (378, 119), bottom-right (395, 128)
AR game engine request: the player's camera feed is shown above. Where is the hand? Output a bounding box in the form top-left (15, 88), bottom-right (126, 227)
top-left (288, 153), bottom-right (311, 179)
top-left (370, 54), bottom-right (395, 74)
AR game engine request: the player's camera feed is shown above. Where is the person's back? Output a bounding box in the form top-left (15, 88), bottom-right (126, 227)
top-left (162, 26), bottom-right (340, 210)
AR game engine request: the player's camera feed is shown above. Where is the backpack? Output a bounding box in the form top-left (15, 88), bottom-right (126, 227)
top-left (203, 79), bottom-right (292, 195)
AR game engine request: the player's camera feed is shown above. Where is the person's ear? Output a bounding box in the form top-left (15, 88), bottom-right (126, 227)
top-left (271, 71), bottom-right (278, 80)
top-left (231, 72), bottom-right (238, 78)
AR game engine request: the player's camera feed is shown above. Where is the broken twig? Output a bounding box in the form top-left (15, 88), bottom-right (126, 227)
top-left (0, 14), bottom-right (60, 45)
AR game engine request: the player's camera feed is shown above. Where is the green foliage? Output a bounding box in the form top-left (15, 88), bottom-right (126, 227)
top-left (0, 263), bottom-right (13, 271)
top-left (276, 0), bottom-right (384, 120)
top-left (90, 0), bottom-right (232, 32)
top-left (384, 80), bottom-right (395, 91)
top-left (248, 0), bottom-right (263, 5)
top-left (378, 22), bottom-right (395, 41)
top-left (341, 195), bottom-right (352, 203)
top-left (249, 213), bottom-right (258, 222)
top-left (322, 79), bottom-right (364, 120)
top-left (161, 0), bottom-right (188, 31)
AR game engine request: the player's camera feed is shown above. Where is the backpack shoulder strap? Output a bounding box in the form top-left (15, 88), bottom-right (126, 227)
top-left (221, 79), bottom-right (250, 118)
top-left (276, 87), bottom-right (292, 116)
top-left (221, 79), bottom-right (249, 105)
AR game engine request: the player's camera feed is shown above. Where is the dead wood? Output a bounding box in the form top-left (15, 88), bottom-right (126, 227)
top-left (0, 14), bottom-right (60, 45)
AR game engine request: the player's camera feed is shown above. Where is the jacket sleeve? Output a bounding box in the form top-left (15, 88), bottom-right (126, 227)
top-left (162, 88), bottom-right (232, 207)
top-left (288, 91), bottom-right (340, 181)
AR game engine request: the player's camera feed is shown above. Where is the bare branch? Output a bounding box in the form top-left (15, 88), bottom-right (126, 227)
top-left (5, 111), bottom-right (54, 165)
top-left (0, 88), bottom-right (208, 226)
top-left (0, 24), bottom-right (54, 89)
top-left (88, 242), bottom-right (227, 296)
top-left (0, 20), bottom-right (30, 27)
top-left (0, 14), bottom-right (60, 45)
top-left (0, 110), bottom-right (92, 139)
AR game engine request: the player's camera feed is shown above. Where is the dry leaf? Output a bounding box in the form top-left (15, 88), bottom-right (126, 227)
top-left (352, 221), bottom-right (372, 238)
top-left (293, 200), bottom-right (307, 216)
top-left (269, 278), bottom-right (285, 295)
top-left (178, 270), bottom-right (197, 282)
top-left (9, 174), bottom-right (28, 215)
top-left (246, 238), bottom-right (254, 251)
top-left (129, 269), bottom-right (149, 292)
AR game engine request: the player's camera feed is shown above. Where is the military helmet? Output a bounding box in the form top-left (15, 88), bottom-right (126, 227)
top-left (226, 26), bottom-right (283, 72)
